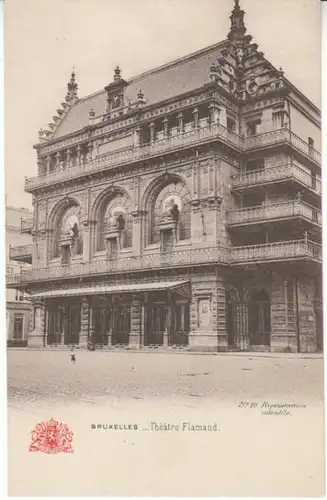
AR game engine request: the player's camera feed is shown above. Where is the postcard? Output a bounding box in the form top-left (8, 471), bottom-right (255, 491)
top-left (5, 0), bottom-right (324, 496)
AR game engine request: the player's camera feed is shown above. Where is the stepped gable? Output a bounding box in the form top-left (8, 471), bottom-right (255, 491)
top-left (210, 0), bottom-right (288, 106)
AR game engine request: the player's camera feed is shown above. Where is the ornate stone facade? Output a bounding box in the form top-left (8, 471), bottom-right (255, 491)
top-left (8, 1), bottom-right (322, 353)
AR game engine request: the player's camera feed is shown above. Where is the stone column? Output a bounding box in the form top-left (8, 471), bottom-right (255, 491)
top-left (87, 142), bottom-right (93, 161)
top-left (46, 155), bottom-right (51, 174)
top-left (193, 107), bottom-right (199, 129)
top-left (149, 122), bottom-right (156, 143)
top-left (28, 301), bottom-right (46, 348)
top-left (80, 297), bottom-right (90, 348)
top-left (177, 113), bottom-right (184, 134)
top-left (209, 102), bottom-right (220, 124)
top-left (76, 145), bottom-right (82, 165)
top-left (134, 127), bottom-right (141, 147)
top-left (163, 117), bottom-right (169, 137)
top-left (131, 210), bottom-right (145, 257)
top-left (130, 298), bottom-right (141, 349)
top-left (55, 152), bottom-right (61, 170)
top-left (82, 219), bottom-right (95, 262)
top-left (66, 148), bottom-right (71, 168)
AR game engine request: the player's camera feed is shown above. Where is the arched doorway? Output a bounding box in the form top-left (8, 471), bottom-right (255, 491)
top-left (248, 289), bottom-right (271, 346)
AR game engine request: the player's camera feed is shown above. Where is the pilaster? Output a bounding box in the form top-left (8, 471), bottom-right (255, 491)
top-left (80, 297), bottom-right (90, 348)
top-left (28, 301), bottom-right (46, 348)
top-left (130, 297), bottom-right (141, 349)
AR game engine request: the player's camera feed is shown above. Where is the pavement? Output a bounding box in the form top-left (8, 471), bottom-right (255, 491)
top-left (6, 349), bottom-right (325, 497)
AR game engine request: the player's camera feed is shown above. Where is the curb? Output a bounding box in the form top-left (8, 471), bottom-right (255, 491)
top-left (7, 347), bottom-right (323, 359)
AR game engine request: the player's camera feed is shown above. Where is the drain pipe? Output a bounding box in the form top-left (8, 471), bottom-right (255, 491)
top-left (295, 278), bottom-right (301, 353)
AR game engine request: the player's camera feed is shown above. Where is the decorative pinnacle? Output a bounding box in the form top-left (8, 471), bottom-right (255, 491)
top-left (66, 69), bottom-right (78, 103)
top-left (114, 66), bottom-right (121, 82)
top-left (228, 0), bottom-right (246, 41)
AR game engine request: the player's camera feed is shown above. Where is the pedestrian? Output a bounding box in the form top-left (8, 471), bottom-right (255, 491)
top-left (70, 345), bottom-right (76, 363)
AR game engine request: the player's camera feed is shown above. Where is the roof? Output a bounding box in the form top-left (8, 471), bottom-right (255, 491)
top-left (6, 206), bottom-right (33, 229)
top-left (52, 40), bottom-right (227, 139)
top-left (30, 280), bottom-right (189, 299)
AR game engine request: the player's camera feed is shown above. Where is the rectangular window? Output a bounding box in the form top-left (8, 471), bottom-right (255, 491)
top-left (247, 120), bottom-right (261, 136)
top-left (13, 315), bottom-right (24, 340)
top-left (246, 158), bottom-right (264, 171)
top-left (308, 137), bottom-right (314, 157)
top-left (227, 117), bottom-right (236, 132)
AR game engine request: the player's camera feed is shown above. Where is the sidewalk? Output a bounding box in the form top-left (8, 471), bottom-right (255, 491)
top-left (7, 346), bottom-right (323, 359)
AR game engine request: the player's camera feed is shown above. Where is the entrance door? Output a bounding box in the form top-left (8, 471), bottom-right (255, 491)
top-left (146, 303), bottom-right (166, 346)
top-left (226, 298), bottom-right (236, 347)
top-left (112, 304), bottom-right (130, 345)
top-left (93, 306), bottom-right (110, 345)
top-left (13, 315), bottom-right (23, 340)
top-left (248, 290), bottom-right (271, 346)
top-left (65, 304), bottom-right (81, 345)
top-left (170, 302), bottom-right (189, 346)
top-left (47, 306), bottom-right (64, 345)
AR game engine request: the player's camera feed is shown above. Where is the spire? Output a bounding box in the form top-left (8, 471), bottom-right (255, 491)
top-left (227, 0), bottom-right (247, 41)
top-left (65, 70), bottom-right (78, 103)
top-left (114, 66), bottom-right (122, 82)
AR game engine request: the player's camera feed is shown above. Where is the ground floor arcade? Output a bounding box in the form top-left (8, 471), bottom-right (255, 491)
top-left (27, 267), bottom-right (322, 353)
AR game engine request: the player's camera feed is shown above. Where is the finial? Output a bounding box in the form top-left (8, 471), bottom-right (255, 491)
top-left (137, 89), bottom-right (146, 106)
top-left (66, 69), bottom-right (78, 103)
top-left (114, 66), bottom-right (121, 82)
top-left (89, 108), bottom-right (96, 120)
top-left (228, 0), bottom-right (246, 41)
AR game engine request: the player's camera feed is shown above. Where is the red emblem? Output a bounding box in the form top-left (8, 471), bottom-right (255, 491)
top-left (29, 418), bottom-right (74, 454)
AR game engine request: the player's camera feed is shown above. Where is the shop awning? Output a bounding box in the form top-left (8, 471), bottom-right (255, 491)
top-left (30, 281), bottom-right (189, 299)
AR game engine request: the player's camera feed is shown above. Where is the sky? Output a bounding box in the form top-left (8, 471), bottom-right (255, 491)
top-left (4, 0), bottom-right (321, 209)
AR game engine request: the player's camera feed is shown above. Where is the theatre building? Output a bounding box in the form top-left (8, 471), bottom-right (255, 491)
top-left (7, 1), bottom-right (322, 352)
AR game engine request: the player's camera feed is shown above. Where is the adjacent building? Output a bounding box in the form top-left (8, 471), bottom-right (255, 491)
top-left (7, 0), bottom-right (322, 352)
top-left (6, 206), bottom-right (32, 347)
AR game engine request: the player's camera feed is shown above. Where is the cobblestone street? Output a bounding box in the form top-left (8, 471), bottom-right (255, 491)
top-left (8, 349), bottom-right (324, 410)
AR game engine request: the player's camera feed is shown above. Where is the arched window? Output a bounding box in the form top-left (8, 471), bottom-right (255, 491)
top-left (248, 289), bottom-right (271, 346)
top-left (52, 204), bottom-right (83, 259)
top-left (96, 192), bottom-right (132, 252)
top-left (149, 181), bottom-right (191, 245)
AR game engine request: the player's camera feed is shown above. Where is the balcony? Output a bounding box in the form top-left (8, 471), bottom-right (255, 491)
top-left (231, 161), bottom-right (321, 195)
top-left (25, 122), bottom-right (242, 192)
top-left (6, 239), bottom-right (322, 288)
top-left (227, 200), bottom-right (322, 228)
top-left (25, 123), bottom-right (321, 193)
top-left (7, 245), bottom-right (231, 284)
top-left (9, 244), bottom-right (32, 264)
top-left (244, 128), bottom-right (321, 164)
top-left (231, 240), bottom-right (322, 266)
top-left (21, 217), bottom-right (33, 234)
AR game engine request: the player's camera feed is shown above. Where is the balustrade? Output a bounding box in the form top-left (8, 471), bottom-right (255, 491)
top-left (227, 200), bottom-right (322, 225)
top-left (25, 122), bottom-right (242, 191)
top-left (9, 244), bottom-right (32, 260)
top-left (231, 239), bottom-right (322, 263)
top-left (6, 239), bottom-right (321, 286)
top-left (231, 161), bottom-right (321, 194)
top-left (21, 217), bottom-right (33, 233)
